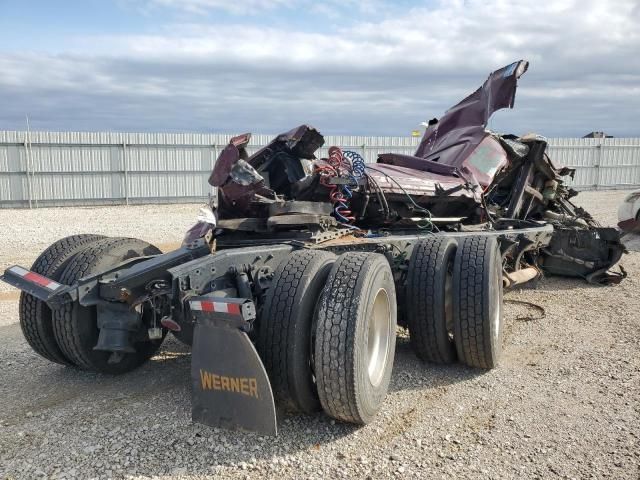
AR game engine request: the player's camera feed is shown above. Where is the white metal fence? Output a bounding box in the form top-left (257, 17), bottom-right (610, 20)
top-left (1, 131), bottom-right (639, 208)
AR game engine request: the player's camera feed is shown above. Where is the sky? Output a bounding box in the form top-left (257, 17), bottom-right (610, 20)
top-left (0, 0), bottom-right (639, 137)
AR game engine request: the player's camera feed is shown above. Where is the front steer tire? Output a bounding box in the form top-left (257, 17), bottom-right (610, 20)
top-left (19, 234), bottom-right (106, 365)
top-left (257, 250), bottom-right (335, 413)
top-left (53, 237), bottom-right (165, 374)
top-left (315, 252), bottom-right (397, 424)
top-left (452, 235), bottom-right (504, 369)
top-left (406, 236), bottom-right (458, 364)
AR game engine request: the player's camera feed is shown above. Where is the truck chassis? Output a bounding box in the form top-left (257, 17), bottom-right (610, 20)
top-left (1, 60), bottom-right (625, 435)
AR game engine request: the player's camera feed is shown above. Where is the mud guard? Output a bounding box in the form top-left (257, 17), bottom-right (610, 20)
top-left (190, 298), bottom-right (277, 436)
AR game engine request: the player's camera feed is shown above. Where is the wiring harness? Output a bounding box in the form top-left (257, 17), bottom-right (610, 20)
top-left (316, 146), bottom-right (360, 225)
top-left (316, 146), bottom-right (437, 232)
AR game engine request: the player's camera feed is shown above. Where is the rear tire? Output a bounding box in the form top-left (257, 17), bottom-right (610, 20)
top-left (53, 237), bottom-right (165, 374)
top-left (452, 235), bottom-right (504, 369)
top-left (315, 252), bottom-right (397, 424)
top-left (406, 237), bottom-right (457, 363)
top-left (257, 250), bottom-right (335, 413)
top-left (19, 234), bottom-right (106, 365)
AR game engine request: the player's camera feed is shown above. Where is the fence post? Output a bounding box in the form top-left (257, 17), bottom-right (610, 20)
top-left (123, 142), bottom-right (129, 205)
top-left (212, 144), bottom-right (218, 202)
top-left (594, 141), bottom-right (604, 190)
top-left (24, 138), bottom-right (33, 209)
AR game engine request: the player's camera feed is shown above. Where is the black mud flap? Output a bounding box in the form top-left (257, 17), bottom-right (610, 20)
top-left (190, 299), bottom-right (277, 436)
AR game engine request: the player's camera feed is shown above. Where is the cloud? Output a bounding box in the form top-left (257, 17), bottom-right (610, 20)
top-left (146, 0), bottom-right (293, 15)
top-left (1, 0), bottom-right (639, 136)
top-left (139, 0), bottom-right (391, 16)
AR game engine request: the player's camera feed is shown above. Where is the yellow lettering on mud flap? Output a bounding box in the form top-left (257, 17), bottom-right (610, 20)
top-left (212, 373), bottom-right (221, 390)
top-left (229, 377), bottom-right (240, 392)
top-left (220, 376), bottom-right (230, 391)
top-left (200, 369), bottom-right (212, 389)
top-left (199, 369), bottom-right (259, 399)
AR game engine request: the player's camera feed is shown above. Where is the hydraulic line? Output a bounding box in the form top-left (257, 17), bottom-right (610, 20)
top-left (317, 146), bottom-right (357, 225)
top-left (343, 150), bottom-right (366, 179)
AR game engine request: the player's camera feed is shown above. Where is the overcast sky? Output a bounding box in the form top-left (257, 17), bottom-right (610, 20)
top-left (0, 0), bottom-right (638, 137)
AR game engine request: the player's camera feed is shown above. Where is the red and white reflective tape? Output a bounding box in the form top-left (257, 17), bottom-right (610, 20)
top-left (9, 266), bottom-right (62, 291)
top-left (190, 300), bottom-right (241, 315)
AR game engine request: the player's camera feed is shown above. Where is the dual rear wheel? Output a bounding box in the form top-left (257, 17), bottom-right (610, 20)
top-left (259, 235), bottom-right (504, 425)
top-left (406, 235), bottom-right (504, 369)
top-left (19, 236), bottom-right (166, 374)
top-left (258, 250), bottom-right (397, 424)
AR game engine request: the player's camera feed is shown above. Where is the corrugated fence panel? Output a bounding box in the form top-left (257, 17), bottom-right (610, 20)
top-left (547, 138), bottom-right (599, 188)
top-left (126, 145), bottom-right (214, 172)
top-left (599, 138), bottom-right (640, 188)
top-left (33, 173), bottom-right (124, 201)
top-left (1, 131), bottom-right (639, 208)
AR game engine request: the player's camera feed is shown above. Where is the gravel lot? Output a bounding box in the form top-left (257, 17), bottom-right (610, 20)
top-left (0, 191), bottom-right (638, 479)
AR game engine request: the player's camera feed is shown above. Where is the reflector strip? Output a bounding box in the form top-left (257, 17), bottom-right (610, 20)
top-left (190, 300), bottom-right (242, 316)
top-left (9, 266), bottom-right (61, 290)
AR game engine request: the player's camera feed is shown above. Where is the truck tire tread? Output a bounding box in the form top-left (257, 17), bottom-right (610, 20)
top-left (315, 252), bottom-right (396, 424)
top-left (53, 237), bottom-right (163, 373)
top-left (453, 235), bottom-right (503, 369)
top-left (19, 234), bottom-right (106, 365)
top-left (258, 249), bottom-right (335, 413)
top-left (406, 237), bottom-right (457, 363)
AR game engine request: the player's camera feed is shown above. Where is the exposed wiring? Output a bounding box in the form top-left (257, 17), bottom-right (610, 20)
top-left (317, 146), bottom-right (358, 226)
top-left (318, 147), bottom-right (436, 232)
top-left (364, 165), bottom-right (439, 232)
top-left (481, 190), bottom-right (497, 226)
top-left (365, 173), bottom-right (391, 220)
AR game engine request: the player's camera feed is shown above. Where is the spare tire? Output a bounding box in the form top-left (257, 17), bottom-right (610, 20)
top-left (315, 252), bottom-right (397, 424)
top-left (19, 234), bottom-right (106, 365)
top-left (53, 237), bottom-right (165, 374)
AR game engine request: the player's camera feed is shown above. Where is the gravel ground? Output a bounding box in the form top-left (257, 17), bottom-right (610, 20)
top-left (0, 191), bottom-right (638, 479)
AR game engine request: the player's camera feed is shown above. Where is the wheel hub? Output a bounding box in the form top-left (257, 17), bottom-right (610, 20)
top-left (367, 288), bottom-right (391, 387)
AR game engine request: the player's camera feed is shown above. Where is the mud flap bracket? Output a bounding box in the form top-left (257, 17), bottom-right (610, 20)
top-left (1, 265), bottom-right (76, 305)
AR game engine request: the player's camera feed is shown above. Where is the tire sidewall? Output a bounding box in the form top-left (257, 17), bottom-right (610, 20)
top-left (257, 250), bottom-right (335, 413)
top-left (437, 240), bottom-right (457, 359)
top-left (354, 256), bottom-right (397, 422)
top-left (289, 256), bottom-right (334, 412)
top-left (19, 234), bottom-right (106, 365)
top-left (484, 239), bottom-right (504, 366)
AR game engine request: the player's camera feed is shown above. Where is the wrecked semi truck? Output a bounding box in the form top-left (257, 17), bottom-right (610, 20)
top-left (1, 60), bottom-right (625, 435)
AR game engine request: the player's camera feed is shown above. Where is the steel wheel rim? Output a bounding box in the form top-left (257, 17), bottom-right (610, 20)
top-left (368, 288), bottom-right (391, 387)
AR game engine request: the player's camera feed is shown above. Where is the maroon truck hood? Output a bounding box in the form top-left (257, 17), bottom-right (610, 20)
top-left (378, 60), bottom-right (529, 188)
top-left (365, 163), bottom-right (475, 200)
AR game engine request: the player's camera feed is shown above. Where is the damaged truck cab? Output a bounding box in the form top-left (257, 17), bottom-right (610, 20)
top-left (1, 60), bottom-right (625, 435)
